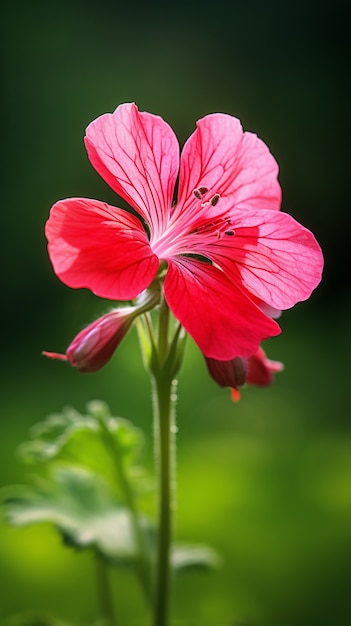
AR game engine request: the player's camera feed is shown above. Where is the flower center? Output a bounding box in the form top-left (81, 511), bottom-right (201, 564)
top-left (151, 185), bottom-right (235, 259)
top-left (190, 187), bottom-right (235, 240)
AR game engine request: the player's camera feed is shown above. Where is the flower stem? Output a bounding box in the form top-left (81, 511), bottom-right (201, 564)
top-left (157, 294), bottom-right (170, 362)
top-left (95, 551), bottom-right (117, 626)
top-left (152, 372), bottom-right (175, 626)
top-left (138, 296), bottom-right (182, 626)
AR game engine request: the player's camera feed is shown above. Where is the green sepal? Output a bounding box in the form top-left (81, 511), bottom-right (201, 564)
top-left (135, 315), bottom-right (153, 368)
top-left (163, 324), bottom-right (187, 379)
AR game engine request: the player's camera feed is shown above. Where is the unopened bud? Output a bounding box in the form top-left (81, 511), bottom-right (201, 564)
top-left (205, 356), bottom-right (247, 389)
top-left (43, 308), bottom-right (135, 372)
top-left (43, 286), bottom-right (161, 373)
top-left (205, 346), bottom-right (284, 401)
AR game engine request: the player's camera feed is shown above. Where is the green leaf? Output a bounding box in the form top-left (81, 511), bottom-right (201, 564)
top-left (3, 465), bottom-right (152, 564)
top-left (17, 404), bottom-right (97, 464)
top-left (18, 401), bottom-right (140, 465)
top-left (171, 543), bottom-right (221, 573)
top-left (17, 401), bottom-right (153, 500)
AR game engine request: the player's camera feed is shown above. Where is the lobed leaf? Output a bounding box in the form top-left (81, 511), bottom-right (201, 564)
top-left (2, 465), bottom-right (153, 564)
top-left (17, 401), bottom-right (153, 499)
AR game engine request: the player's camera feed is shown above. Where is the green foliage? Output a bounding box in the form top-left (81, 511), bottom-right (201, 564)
top-left (4, 465), bottom-right (140, 563)
top-left (2, 401), bottom-right (155, 564)
top-left (17, 401), bottom-right (151, 499)
top-left (2, 400), bottom-right (219, 578)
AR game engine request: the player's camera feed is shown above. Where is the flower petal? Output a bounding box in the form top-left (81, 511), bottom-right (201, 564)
top-left (164, 258), bottom-right (281, 359)
top-left (177, 113), bottom-right (281, 216)
top-left (203, 208), bottom-right (324, 310)
top-left (45, 198), bottom-right (159, 300)
top-left (246, 347), bottom-right (284, 386)
top-left (84, 103), bottom-right (179, 237)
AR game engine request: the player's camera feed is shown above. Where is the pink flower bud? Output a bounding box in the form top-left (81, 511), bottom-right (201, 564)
top-left (43, 286), bottom-right (161, 373)
top-left (205, 346), bottom-right (284, 401)
top-left (205, 356), bottom-right (247, 389)
top-left (43, 308), bottom-right (135, 372)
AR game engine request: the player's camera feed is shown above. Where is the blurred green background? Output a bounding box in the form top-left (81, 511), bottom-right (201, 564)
top-left (1, 0), bottom-right (350, 624)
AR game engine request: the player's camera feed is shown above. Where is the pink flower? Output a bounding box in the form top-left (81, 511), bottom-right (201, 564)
top-left (43, 308), bottom-right (135, 372)
top-left (45, 103), bottom-right (323, 360)
top-left (205, 347), bottom-right (284, 401)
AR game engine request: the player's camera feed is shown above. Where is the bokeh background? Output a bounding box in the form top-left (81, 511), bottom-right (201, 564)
top-left (1, 0), bottom-right (350, 624)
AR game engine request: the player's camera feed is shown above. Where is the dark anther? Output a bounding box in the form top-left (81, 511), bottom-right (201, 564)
top-left (193, 189), bottom-right (202, 199)
top-left (198, 186), bottom-right (209, 195)
top-left (210, 194), bottom-right (220, 206)
top-left (225, 230), bottom-right (235, 236)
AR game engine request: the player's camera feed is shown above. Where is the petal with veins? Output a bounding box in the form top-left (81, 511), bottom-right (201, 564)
top-left (84, 103), bottom-right (179, 237)
top-left (45, 198), bottom-right (159, 300)
top-left (205, 208), bottom-right (324, 310)
top-left (177, 113), bottom-right (281, 217)
top-left (164, 258), bottom-right (281, 360)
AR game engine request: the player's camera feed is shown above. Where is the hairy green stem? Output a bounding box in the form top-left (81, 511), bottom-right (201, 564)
top-left (152, 296), bottom-right (178, 626)
top-left (138, 297), bottom-right (181, 626)
top-left (152, 373), bottom-right (175, 626)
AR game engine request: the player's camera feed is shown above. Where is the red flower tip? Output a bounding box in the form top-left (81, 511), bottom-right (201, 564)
top-left (42, 351), bottom-right (68, 362)
top-left (230, 388), bottom-right (241, 402)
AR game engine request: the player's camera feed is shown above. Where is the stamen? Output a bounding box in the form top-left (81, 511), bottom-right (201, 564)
top-left (193, 186), bottom-right (209, 200)
top-left (210, 193), bottom-right (220, 206)
top-left (225, 230), bottom-right (235, 236)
